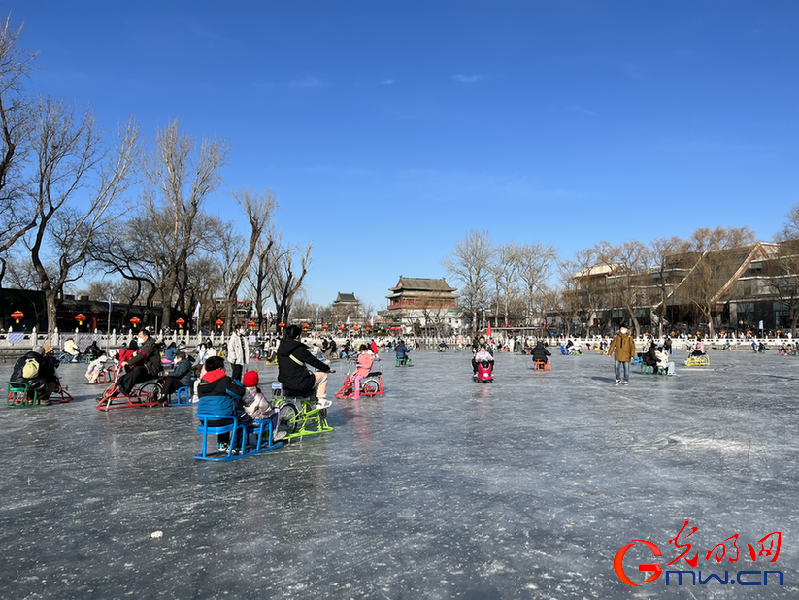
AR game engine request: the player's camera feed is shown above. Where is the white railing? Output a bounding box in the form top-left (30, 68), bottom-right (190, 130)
top-left (0, 327), bottom-right (790, 354)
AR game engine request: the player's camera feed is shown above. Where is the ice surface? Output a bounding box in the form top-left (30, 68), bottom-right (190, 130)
top-left (0, 349), bottom-right (797, 598)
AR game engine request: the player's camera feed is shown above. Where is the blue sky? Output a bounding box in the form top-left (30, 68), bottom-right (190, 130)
top-left (6, 1), bottom-right (799, 310)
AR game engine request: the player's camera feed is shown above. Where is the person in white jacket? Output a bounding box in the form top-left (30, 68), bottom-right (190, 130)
top-left (64, 338), bottom-right (81, 362)
top-left (227, 325), bottom-right (250, 382)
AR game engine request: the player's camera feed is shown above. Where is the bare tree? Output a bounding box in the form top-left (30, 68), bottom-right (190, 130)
top-left (361, 303), bottom-right (376, 321)
top-left (594, 240), bottom-right (652, 337)
top-left (25, 99), bottom-right (140, 331)
top-left (219, 188), bottom-right (276, 334)
top-left (0, 16), bottom-right (37, 327)
top-left (491, 242), bottom-right (522, 326)
top-left (0, 15), bottom-right (36, 260)
top-left (569, 247), bottom-right (611, 335)
top-left (541, 281), bottom-right (581, 339)
top-left (418, 292), bottom-right (454, 337)
top-left (674, 226), bottom-right (756, 329)
top-left (762, 240), bottom-right (799, 336)
top-left (246, 234), bottom-right (276, 333)
top-left (649, 236), bottom-right (689, 333)
top-left (3, 254), bottom-right (38, 288)
top-left (778, 201), bottom-right (799, 242)
top-left (88, 222), bottom-right (158, 325)
top-left (765, 205), bottom-right (799, 336)
top-left (267, 236), bottom-right (312, 326)
top-left (517, 241), bottom-right (557, 326)
top-left (184, 255), bottom-right (223, 329)
top-left (142, 119), bottom-right (229, 327)
top-left (442, 230), bottom-right (493, 333)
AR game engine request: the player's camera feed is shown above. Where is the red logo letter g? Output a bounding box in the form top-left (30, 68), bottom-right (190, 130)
top-left (614, 540), bottom-right (663, 586)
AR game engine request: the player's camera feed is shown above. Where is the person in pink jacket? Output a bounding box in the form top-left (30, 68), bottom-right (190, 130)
top-left (349, 345), bottom-right (374, 399)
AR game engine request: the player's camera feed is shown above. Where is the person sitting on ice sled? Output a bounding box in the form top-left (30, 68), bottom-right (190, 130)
top-left (471, 337), bottom-right (492, 374)
top-left (395, 339), bottom-right (411, 361)
top-left (472, 340), bottom-right (494, 374)
top-left (691, 338), bottom-right (706, 357)
top-left (531, 340), bottom-right (550, 365)
top-left (344, 345), bottom-right (375, 399)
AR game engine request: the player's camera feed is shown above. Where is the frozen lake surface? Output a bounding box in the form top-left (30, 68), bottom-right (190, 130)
top-left (1, 349), bottom-right (797, 599)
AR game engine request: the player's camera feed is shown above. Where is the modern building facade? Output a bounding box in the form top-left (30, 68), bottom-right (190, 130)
top-left (569, 241), bottom-right (799, 335)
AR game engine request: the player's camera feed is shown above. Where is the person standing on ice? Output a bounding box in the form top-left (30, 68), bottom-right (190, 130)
top-left (227, 325), bottom-right (250, 382)
top-left (607, 324), bottom-right (635, 385)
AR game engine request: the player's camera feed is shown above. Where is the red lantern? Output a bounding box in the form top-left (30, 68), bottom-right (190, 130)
top-left (248, 321), bottom-right (255, 328)
top-left (130, 317), bottom-right (141, 328)
top-left (302, 323), bottom-right (310, 329)
top-left (215, 319), bottom-right (223, 329)
top-left (322, 324), bottom-right (328, 330)
top-left (76, 314), bottom-right (86, 325)
top-left (278, 322), bottom-right (285, 328)
top-left (176, 318), bottom-right (185, 328)
top-left (338, 326), bottom-right (344, 331)
top-left (11, 311), bottom-right (24, 323)
top-left (354, 326), bottom-right (360, 331)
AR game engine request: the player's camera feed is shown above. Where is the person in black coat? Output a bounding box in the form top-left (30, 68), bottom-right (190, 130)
top-left (85, 341), bottom-right (101, 358)
top-left (161, 352), bottom-right (194, 396)
top-left (11, 345), bottom-right (56, 404)
top-left (531, 341), bottom-right (551, 364)
top-left (117, 330), bottom-right (161, 395)
top-left (642, 343), bottom-right (659, 371)
top-left (278, 324), bottom-right (335, 409)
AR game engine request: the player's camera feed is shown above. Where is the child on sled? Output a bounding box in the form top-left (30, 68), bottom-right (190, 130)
top-left (242, 370), bottom-right (286, 443)
top-left (348, 345), bottom-right (374, 399)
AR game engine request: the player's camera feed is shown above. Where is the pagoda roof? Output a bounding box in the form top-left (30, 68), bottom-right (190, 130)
top-left (388, 277), bottom-right (456, 293)
top-left (334, 292), bottom-right (358, 303)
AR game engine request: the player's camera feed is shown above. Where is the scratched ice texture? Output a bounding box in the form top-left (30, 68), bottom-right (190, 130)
top-left (0, 348), bottom-right (797, 599)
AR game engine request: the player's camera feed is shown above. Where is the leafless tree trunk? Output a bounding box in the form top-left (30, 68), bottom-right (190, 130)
top-left (267, 236), bottom-right (312, 327)
top-left (26, 99), bottom-right (140, 331)
top-left (674, 226), bottom-right (755, 329)
top-left (442, 230), bottom-right (493, 333)
top-left (247, 237), bottom-right (275, 333)
top-left (221, 188), bottom-right (275, 334)
top-left (0, 16), bottom-right (37, 326)
top-left (649, 236), bottom-right (688, 333)
top-left (0, 15), bottom-right (36, 254)
top-left (490, 242), bottom-right (522, 327)
top-left (594, 240), bottom-right (651, 338)
top-left (517, 241), bottom-right (557, 326)
top-left (142, 119), bottom-right (229, 328)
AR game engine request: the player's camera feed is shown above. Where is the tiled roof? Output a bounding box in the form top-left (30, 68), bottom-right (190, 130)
top-left (388, 277), bottom-right (456, 293)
